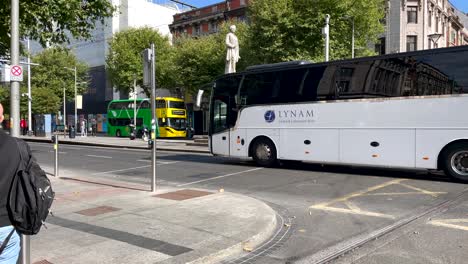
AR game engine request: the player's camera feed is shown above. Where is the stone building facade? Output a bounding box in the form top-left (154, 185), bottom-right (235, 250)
top-left (169, 0), bottom-right (249, 37)
top-left (379, 0), bottom-right (468, 54)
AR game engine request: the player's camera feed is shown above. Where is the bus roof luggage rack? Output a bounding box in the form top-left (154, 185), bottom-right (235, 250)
top-left (245, 60), bottom-right (312, 71)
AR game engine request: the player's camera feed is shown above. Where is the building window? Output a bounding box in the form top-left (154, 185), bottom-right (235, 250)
top-left (407, 36), bottom-right (417, 51)
top-left (193, 24), bottom-right (201, 36)
top-left (212, 6), bottom-right (217, 12)
top-left (435, 16), bottom-right (439, 32)
top-left (240, 0), bottom-right (246, 5)
top-left (407, 7), bottom-right (418, 24)
top-left (428, 10), bottom-right (432, 27)
top-left (210, 21), bottom-right (218, 32)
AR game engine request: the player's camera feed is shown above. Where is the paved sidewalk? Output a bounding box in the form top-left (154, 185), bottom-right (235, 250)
top-left (30, 175), bottom-right (277, 264)
top-left (20, 135), bottom-right (209, 153)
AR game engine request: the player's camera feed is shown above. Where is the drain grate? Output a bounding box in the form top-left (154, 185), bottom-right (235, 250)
top-left (154, 189), bottom-right (213, 201)
top-left (75, 206), bottom-right (121, 216)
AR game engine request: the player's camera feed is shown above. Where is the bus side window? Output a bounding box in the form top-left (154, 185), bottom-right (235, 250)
top-left (278, 69), bottom-right (308, 103)
top-left (302, 66), bottom-right (327, 101)
top-left (240, 73), bottom-right (275, 105)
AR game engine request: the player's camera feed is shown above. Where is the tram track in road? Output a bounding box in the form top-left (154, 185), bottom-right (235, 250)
top-left (293, 186), bottom-right (468, 264)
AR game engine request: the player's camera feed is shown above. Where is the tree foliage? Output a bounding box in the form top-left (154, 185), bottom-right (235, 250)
top-left (0, 0), bottom-right (115, 56)
top-left (0, 47), bottom-right (89, 115)
top-left (106, 27), bottom-right (175, 96)
top-left (247, 0), bottom-right (385, 63)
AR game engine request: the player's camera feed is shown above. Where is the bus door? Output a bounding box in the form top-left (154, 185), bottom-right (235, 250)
top-left (210, 75), bottom-right (242, 156)
top-left (211, 97), bottom-right (230, 156)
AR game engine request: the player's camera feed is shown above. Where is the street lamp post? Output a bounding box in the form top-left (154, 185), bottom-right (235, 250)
top-left (63, 86), bottom-right (66, 138)
top-left (323, 14), bottom-right (330, 62)
top-left (351, 18), bottom-right (355, 58)
top-left (342, 16), bottom-right (355, 58)
top-left (64, 67), bottom-right (77, 129)
top-left (27, 38), bottom-right (33, 135)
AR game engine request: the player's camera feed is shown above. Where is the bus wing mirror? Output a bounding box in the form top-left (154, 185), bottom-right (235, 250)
top-left (196, 90), bottom-right (204, 108)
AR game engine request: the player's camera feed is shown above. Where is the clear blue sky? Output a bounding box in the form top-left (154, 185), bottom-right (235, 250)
top-left (180, 0), bottom-right (468, 12)
top-left (179, 0), bottom-right (226, 8)
top-left (450, 0), bottom-right (468, 12)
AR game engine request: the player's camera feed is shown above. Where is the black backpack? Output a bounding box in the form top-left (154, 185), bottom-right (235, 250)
top-left (8, 139), bottom-right (55, 235)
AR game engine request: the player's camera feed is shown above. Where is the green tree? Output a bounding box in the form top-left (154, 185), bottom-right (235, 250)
top-left (0, 0), bottom-right (115, 56)
top-left (1, 47), bottom-right (87, 115)
top-left (247, 0), bottom-right (385, 63)
top-left (31, 47), bottom-right (88, 102)
top-left (106, 27), bottom-right (175, 96)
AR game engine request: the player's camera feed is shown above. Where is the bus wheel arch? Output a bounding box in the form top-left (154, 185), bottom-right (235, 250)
top-left (438, 139), bottom-right (468, 182)
top-left (249, 136), bottom-right (278, 167)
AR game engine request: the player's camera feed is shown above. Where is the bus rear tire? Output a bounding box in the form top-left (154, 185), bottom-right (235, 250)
top-left (252, 138), bottom-right (277, 167)
top-left (442, 143), bottom-right (468, 182)
top-left (116, 130), bottom-right (122, 137)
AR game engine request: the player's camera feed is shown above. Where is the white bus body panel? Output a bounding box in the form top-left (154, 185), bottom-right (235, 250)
top-left (415, 129), bottom-right (468, 168)
top-left (230, 129), bottom-right (248, 157)
top-left (279, 129), bottom-right (339, 162)
top-left (222, 95), bottom-right (468, 169)
top-left (212, 131), bottom-right (230, 156)
top-left (340, 129), bottom-right (415, 167)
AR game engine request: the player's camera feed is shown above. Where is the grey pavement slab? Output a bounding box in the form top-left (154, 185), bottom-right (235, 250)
top-left (31, 175), bottom-right (277, 264)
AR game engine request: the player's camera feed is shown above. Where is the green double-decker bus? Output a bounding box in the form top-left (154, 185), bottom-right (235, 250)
top-left (107, 97), bottom-right (187, 138)
top-left (107, 99), bottom-right (157, 138)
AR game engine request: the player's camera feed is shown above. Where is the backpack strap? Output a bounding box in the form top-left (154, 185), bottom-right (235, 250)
top-left (14, 139), bottom-right (31, 171)
top-left (0, 229), bottom-right (15, 255)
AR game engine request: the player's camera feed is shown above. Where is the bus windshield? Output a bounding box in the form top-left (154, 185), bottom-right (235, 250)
top-left (168, 118), bottom-right (186, 130)
top-left (168, 101), bottom-right (185, 109)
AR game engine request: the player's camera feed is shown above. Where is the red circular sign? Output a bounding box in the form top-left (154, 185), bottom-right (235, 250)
top-left (11, 65), bottom-right (22, 76)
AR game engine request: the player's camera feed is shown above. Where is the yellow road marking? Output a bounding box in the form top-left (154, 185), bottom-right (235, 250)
top-left (428, 219), bottom-right (468, 231)
top-left (362, 192), bottom-right (446, 196)
top-left (310, 206), bottom-right (395, 219)
top-left (398, 182), bottom-right (443, 197)
top-left (309, 179), bottom-right (447, 219)
top-left (344, 201), bottom-right (361, 212)
top-left (310, 179), bottom-right (406, 208)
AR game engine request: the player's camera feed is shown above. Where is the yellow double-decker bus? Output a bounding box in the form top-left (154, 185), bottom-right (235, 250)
top-left (156, 97), bottom-right (187, 138)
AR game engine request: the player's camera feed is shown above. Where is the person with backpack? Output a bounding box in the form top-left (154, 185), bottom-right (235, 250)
top-left (0, 103), bottom-right (55, 263)
top-left (0, 103), bottom-right (21, 263)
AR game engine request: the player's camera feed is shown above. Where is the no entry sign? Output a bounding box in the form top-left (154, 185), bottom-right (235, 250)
top-left (10, 65), bottom-right (23, 82)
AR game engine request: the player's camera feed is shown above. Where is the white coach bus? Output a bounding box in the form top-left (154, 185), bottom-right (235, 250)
top-left (204, 46), bottom-right (468, 182)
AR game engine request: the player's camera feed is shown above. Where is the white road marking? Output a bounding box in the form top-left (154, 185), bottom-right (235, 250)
top-left (49, 151), bottom-right (67, 154)
top-left (137, 160), bottom-right (179, 165)
top-left (92, 161), bottom-right (179, 176)
top-left (92, 165), bottom-right (151, 175)
top-left (177, 167), bottom-right (263, 187)
top-left (86, 154), bottom-right (113, 159)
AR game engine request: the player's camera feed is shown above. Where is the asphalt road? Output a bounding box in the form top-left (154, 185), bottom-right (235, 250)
top-left (29, 142), bottom-right (468, 264)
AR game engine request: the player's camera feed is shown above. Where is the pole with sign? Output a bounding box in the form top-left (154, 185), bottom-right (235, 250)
top-left (143, 44), bottom-right (157, 192)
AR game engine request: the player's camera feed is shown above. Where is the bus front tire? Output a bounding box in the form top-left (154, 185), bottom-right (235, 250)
top-left (442, 143), bottom-right (468, 182)
top-left (116, 130), bottom-right (122, 137)
top-left (252, 138), bottom-right (277, 167)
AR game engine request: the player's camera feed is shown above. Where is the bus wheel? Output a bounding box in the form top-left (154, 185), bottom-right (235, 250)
top-left (252, 138), bottom-right (277, 167)
top-left (116, 130), bottom-right (122, 137)
top-left (442, 143), bottom-right (468, 182)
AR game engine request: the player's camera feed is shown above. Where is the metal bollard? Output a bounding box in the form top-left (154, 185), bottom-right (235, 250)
top-left (54, 133), bottom-right (58, 177)
top-left (20, 235), bottom-right (30, 264)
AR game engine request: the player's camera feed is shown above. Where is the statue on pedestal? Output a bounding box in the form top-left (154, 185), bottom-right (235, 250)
top-left (225, 25), bottom-right (240, 74)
